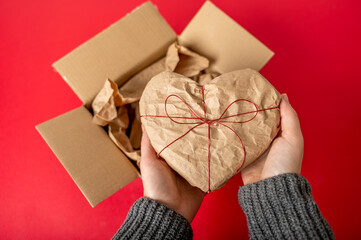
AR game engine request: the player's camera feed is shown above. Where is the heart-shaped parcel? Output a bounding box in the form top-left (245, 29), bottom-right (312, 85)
top-left (139, 69), bottom-right (281, 192)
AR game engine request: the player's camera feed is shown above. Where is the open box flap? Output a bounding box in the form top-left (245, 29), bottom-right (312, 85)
top-left (179, 1), bottom-right (274, 73)
top-left (53, 2), bottom-right (177, 106)
top-left (36, 106), bottom-right (139, 207)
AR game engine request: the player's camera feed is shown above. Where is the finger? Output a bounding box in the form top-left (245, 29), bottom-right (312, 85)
top-left (141, 126), bottom-right (158, 160)
top-left (279, 94), bottom-right (303, 142)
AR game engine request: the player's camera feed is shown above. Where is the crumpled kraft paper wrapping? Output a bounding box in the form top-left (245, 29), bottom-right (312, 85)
top-left (165, 42), bottom-right (209, 77)
top-left (91, 42), bottom-right (212, 165)
top-left (139, 69), bottom-right (281, 192)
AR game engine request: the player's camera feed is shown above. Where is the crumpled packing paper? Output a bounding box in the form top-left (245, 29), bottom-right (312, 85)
top-left (92, 42), bottom-right (212, 166)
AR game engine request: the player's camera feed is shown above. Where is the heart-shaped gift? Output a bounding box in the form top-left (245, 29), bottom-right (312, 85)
top-left (139, 69), bottom-right (281, 192)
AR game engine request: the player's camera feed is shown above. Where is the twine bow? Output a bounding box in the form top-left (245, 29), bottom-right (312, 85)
top-left (141, 86), bottom-right (279, 191)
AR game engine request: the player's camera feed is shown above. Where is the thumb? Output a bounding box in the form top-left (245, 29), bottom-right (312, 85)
top-left (279, 94), bottom-right (303, 143)
top-left (141, 126), bottom-right (158, 160)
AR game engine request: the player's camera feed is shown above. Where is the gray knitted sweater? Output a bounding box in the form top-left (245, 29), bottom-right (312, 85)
top-left (113, 173), bottom-right (334, 239)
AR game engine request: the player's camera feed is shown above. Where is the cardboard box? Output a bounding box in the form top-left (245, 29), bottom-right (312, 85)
top-left (36, 1), bottom-right (274, 207)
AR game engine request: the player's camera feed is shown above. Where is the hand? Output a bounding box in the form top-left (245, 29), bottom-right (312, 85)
top-left (241, 94), bottom-right (304, 185)
top-left (140, 127), bottom-right (206, 223)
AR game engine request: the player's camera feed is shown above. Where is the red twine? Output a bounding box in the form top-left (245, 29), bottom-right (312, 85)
top-left (141, 86), bottom-right (279, 192)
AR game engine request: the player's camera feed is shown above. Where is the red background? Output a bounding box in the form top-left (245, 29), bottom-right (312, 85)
top-left (1, 0), bottom-right (360, 239)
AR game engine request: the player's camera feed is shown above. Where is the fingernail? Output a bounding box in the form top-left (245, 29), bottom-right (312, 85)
top-left (282, 94), bottom-right (289, 103)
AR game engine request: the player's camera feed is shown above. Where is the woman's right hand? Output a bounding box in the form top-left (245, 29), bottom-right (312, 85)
top-left (241, 94), bottom-right (304, 185)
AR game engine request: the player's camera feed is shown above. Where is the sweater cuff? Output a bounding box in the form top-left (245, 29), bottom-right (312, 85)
top-left (112, 197), bottom-right (193, 240)
top-left (238, 173), bottom-right (334, 240)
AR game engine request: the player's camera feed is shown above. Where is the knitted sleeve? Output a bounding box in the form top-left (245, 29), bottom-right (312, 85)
top-left (238, 173), bottom-right (335, 240)
top-left (112, 197), bottom-right (193, 240)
